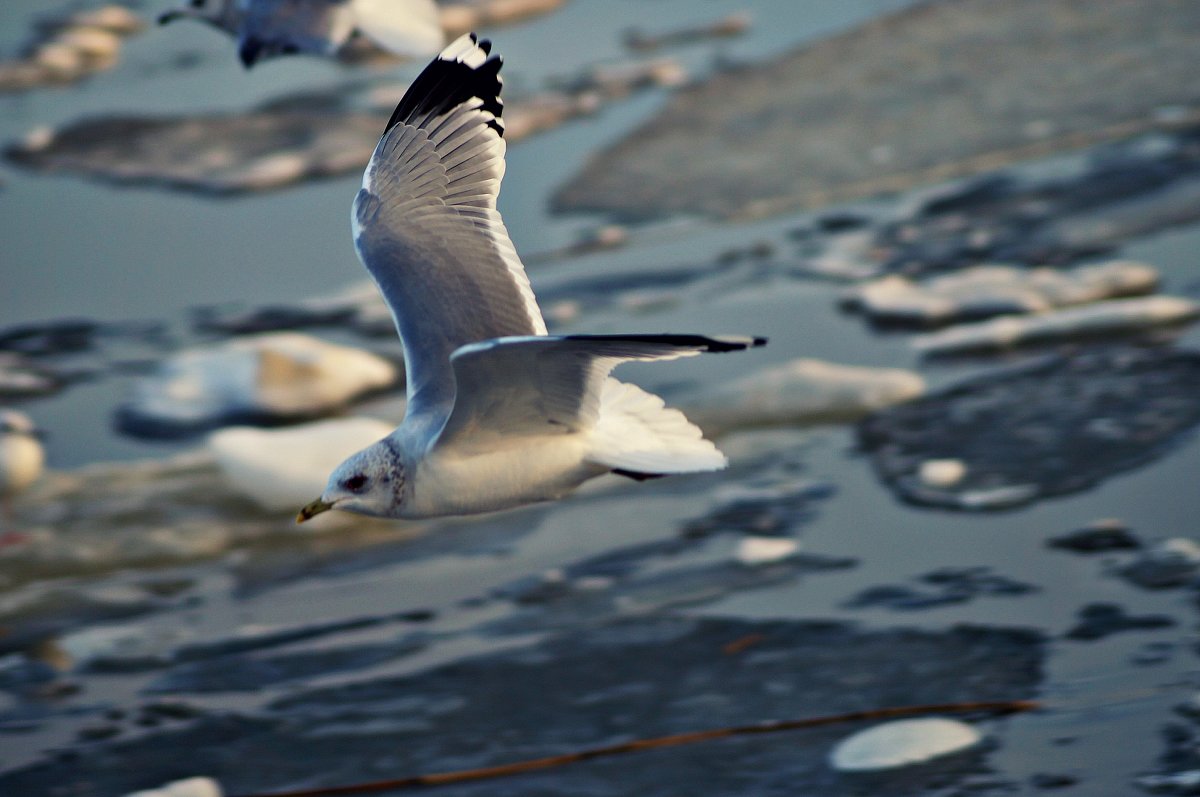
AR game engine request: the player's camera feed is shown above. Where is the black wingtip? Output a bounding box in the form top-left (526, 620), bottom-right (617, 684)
top-left (704, 335), bottom-right (767, 352)
top-left (560, 333), bottom-right (766, 353)
top-left (384, 32), bottom-right (504, 138)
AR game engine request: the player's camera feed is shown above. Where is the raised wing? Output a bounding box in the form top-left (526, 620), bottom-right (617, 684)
top-left (434, 334), bottom-right (766, 453)
top-left (352, 34), bottom-right (545, 419)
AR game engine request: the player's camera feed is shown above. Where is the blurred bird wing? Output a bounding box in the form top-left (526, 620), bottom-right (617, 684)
top-left (242, 0), bottom-right (353, 55)
top-left (350, 0), bottom-right (444, 57)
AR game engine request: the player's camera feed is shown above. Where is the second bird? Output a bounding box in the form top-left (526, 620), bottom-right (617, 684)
top-left (159, 0), bottom-right (445, 67)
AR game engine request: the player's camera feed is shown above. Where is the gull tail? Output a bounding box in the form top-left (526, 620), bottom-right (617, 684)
top-left (582, 334), bottom-right (766, 478)
top-left (589, 379), bottom-right (727, 477)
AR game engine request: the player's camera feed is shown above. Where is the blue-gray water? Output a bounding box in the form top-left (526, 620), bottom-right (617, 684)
top-left (1, 2), bottom-right (1199, 795)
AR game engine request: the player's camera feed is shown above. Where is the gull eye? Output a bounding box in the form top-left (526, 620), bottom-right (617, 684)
top-left (342, 474), bottom-right (368, 493)
top-left (190, 0), bottom-right (205, 7)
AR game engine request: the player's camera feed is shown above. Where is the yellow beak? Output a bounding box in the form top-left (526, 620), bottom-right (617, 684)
top-left (296, 498), bottom-right (335, 524)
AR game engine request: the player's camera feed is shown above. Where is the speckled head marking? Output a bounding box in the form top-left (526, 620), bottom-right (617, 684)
top-left (297, 436), bottom-right (409, 522)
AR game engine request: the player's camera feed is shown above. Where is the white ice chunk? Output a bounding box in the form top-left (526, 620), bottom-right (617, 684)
top-left (918, 459), bottom-right (967, 488)
top-left (123, 333), bottom-right (398, 429)
top-left (830, 717), bottom-right (982, 772)
top-left (847, 261), bottom-right (1159, 325)
top-left (124, 777), bottom-right (222, 797)
top-left (682, 358), bottom-right (924, 433)
top-left (208, 416), bottom-right (396, 513)
top-left (914, 296), bottom-right (1200, 355)
top-left (735, 536), bottom-right (799, 565)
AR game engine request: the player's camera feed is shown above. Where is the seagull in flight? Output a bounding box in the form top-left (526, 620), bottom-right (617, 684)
top-left (298, 34), bottom-right (765, 522)
top-left (159, 0), bottom-right (444, 68)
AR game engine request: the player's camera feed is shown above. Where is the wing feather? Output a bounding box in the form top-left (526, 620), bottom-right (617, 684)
top-left (352, 34), bottom-right (545, 419)
top-left (435, 334), bottom-right (766, 453)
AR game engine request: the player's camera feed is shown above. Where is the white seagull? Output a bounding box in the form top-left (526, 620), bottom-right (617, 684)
top-left (159, 0), bottom-right (444, 68)
top-left (297, 34), bottom-right (765, 523)
top-left (0, 410), bottom-right (45, 531)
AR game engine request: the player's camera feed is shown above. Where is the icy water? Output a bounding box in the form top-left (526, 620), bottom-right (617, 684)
top-left (2, 2), bottom-right (1200, 796)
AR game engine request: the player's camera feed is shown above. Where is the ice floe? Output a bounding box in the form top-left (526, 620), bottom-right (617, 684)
top-left (1064, 602), bottom-right (1175, 641)
top-left (124, 778), bottom-right (222, 797)
top-left (7, 49), bottom-right (684, 195)
top-left (207, 417), bottom-right (394, 513)
top-left (733, 536), bottom-right (800, 565)
top-left (7, 108), bottom-right (385, 195)
top-left (57, 621), bottom-right (174, 672)
top-left (116, 333), bottom-right (399, 437)
top-left (1136, 770), bottom-right (1200, 795)
top-left (844, 261), bottom-right (1159, 327)
top-left (623, 12), bottom-right (751, 52)
top-left (0, 450), bottom-right (404, 588)
top-left (829, 717), bottom-right (982, 772)
top-left (1, 410), bottom-right (45, 528)
top-left (555, 2), bottom-right (1200, 225)
top-left (860, 346), bottom-right (1200, 510)
top-left (0, 354), bottom-right (63, 399)
top-left (681, 358), bottom-right (925, 434)
top-left (913, 296), bottom-right (1200, 356)
top-left (917, 458), bottom-right (967, 488)
top-left (1116, 537), bottom-right (1200, 590)
top-left (439, 0), bottom-right (567, 37)
top-left (843, 566), bottom-right (1036, 611)
top-left (0, 5), bottom-right (145, 93)
top-left (1047, 519), bottom-right (1141, 553)
top-left (679, 479), bottom-right (834, 539)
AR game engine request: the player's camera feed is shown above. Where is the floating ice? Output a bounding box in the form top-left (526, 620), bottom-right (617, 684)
top-left (846, 261), bottom-right (1159, 327)
top-left (1136, 770), bottom-right (1200, 794)
top-left (0, 5), bottom-right (145, 93)
top-left (1064, 603), bottom-right (1175, 641)
top-left (829, 717), bottom-right (982, 772)
top-left (1047, 519), bottom-right (1140, 553)
top-left (859, 346), bottom-right (1200, 510)
top-left (918, 459), bottom-right (966, 488)
top-left (1117, 537), bottom-right (1200, 590)
top-left (0, 354), bottom-right (62, 398)
top-left (7, 44), bottom-right (676, 195)
top-left (57, 621), bottom-right (172, 671)
top-left (682, 358), bottom-right (924, 433)
top-left (117, 333), bottom-right (399, 436)
top-left (734, 536), bottom-right (799, 565)
top-left (208, 417), bottom-right (395, 514)
top-left (623, 12), bottom-right (751, 52)
top-left (914, 296), bottom-right (1199, 356)
top-left (439, 0), bottom-right (566, 37)
top-left (124, 777), bottom-right (222, 797)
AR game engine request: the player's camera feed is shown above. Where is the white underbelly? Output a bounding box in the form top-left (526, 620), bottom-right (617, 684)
top-left (404, 434), bottom-right (602, 518)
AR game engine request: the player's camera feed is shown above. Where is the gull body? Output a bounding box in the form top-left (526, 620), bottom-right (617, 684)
top-left (0, 410), bottom-right (45, 528)
top-left (159, 0), bottom-right (444, 67)
top-left (370, 418), bottom-right (603, 519)
top-left (299, 35), bottom-right (765, 523)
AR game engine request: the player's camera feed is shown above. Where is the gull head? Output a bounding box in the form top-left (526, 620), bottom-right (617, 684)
top-left (297, 439), bottom-right (405, 522)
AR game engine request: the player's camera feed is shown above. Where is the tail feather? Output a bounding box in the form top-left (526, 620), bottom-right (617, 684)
top-left (587, 379), bottom-right (727, 475)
